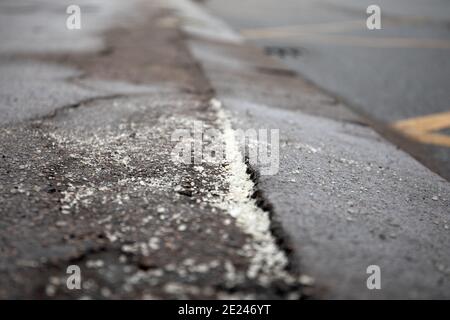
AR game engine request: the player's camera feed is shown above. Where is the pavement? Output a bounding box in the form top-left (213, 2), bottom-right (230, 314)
top-left (203, 0), bottom-right (450, 180)
top-left (0, 0), bottom-right (449, 299)
top-left (0, 0), bottom-right (303, 299)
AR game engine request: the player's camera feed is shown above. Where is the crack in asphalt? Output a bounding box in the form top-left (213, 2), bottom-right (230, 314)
top-left (36, 94), bottom-right (126, 122)
top-left (212, 98), bottom-right (306, 298)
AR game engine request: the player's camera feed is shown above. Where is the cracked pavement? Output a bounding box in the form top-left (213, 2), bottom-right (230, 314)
top-left (173, 0), bottom-right (450, 299)
top-left (0, 0), bottom-right (304, 299)
top-left (1, 0), bottom-right (449, 300)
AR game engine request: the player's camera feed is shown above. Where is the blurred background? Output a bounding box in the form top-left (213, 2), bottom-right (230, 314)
top-left (200, 0), bottom-right (450, 179)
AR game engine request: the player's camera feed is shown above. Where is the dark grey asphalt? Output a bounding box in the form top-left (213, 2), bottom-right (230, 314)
top-left (176, 0), bottom-right (450, 298)
top-left (2, 0), bottom-right (450, 300)
top-left (203, 0), bottom-right (450, 180)
top-left (0, 0), bottom-right (304, 299)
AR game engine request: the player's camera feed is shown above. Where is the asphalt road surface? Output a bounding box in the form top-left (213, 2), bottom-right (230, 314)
top-left (203, 0), bottom-right (450, 180)
top-left (1, 0), bottom-right (449, 299)
top-left (182, 0), bottom-right (450, 298)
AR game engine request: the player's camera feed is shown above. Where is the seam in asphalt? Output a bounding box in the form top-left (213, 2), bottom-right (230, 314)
top-left (32, 94), bottom-right (126, 122)
top-left (170, 0), bottom-right (313, 298)
top-left (212, 98), bottom-right (306, 298)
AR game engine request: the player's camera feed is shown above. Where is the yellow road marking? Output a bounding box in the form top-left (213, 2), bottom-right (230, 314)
top-left (241, 20), bottom-right (364, 39)
top-left (296, 34), bottom-right (450, 49)
top-left (240, 22), bottom-right (450, 49)
top-left (392, 111), bottom-right (450, 147)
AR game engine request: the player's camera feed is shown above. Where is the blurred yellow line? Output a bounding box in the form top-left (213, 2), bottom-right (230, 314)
top-left (302, 34), bottom-right (450, 49)
top-left (392, 111), bottom-right (450, 147)
top-left (241, 20), bottom-right (363, 38)
top-left (246, 32), bottom-right (450, 49)
top-left (242, 25), bottom-right (450, 49)
top-left (399, 132), bottom-right (450, 147)
top-left (241, 15), bottom-right (440, 39)
top-left (393, 111), bottom-right (450, 132)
